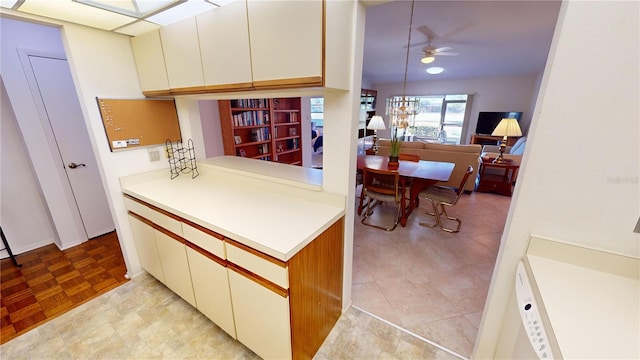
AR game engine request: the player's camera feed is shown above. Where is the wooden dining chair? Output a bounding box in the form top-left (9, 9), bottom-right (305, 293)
top-left (361, 167), bottom-right (402, 231)
top-left (418, 165), bottom-right (474, 233)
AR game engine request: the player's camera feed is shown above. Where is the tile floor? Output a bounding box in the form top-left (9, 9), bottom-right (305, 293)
top-left (0, 273), bottom-right (462, 359)
top-left (1, 181), bottom-right (510, 359)
top-left (352, 189), bottom-right (511, 358)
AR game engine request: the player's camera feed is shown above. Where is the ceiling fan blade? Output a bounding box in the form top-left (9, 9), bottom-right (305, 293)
top-left (416, 25), bottom-right (436, 39)
top-left (435, 52), bottom-right (458, 56)
top-left (434, 46), bottom-right (452, 52)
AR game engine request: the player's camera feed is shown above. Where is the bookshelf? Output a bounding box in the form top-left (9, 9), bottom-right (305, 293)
top-left (219, 97), bottom-right (302, 166)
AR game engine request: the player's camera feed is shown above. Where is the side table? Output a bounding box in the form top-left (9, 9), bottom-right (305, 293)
top-left (477, 158), bottom-right (520, 196)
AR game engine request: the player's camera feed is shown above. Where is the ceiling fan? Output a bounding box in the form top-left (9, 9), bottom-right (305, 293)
top-left (420, 35), bottom-right (458, 64)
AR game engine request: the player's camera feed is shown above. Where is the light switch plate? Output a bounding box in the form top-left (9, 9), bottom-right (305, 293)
top-left (148, 149), bottom-right (160, 162)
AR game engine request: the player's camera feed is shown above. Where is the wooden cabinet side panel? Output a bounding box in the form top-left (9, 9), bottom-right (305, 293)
top-left (288, 217), bottom-right (344, 360)
top-left (154, 230), bottom-right (196, 307)
top-left (218, 100), bottom-right (236, 155)
top-left (160, 17), bottom-right (205, 89)
top-left (247, 0), bottom-right (323, 83)
top-left (130, 30), bottom-right (170, 92)
top-left (186, 247), bottom-right (237, 339)
top-left (128, 215), bottom-right (165, 283)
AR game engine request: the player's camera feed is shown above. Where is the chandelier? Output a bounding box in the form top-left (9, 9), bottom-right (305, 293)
top-left (386, 0), bottom-right (420, 134)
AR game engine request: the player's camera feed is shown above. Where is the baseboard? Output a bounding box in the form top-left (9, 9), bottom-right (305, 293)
top-left (0, 238), bottom-right (56, 258)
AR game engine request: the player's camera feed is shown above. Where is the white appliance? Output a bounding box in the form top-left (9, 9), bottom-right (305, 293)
top-left (495, 261), bottom-right (560, 359)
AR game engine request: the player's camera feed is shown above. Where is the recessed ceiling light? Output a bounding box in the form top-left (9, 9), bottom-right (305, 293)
top-left (426, 67), bottom-right (444, 75)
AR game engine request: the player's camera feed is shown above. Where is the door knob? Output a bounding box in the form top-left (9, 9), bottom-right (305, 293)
top-left (68, 163), bottom-right (86, 169)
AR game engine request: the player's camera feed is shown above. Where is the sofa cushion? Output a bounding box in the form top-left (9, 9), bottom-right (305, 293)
top-left (423, 142), bottom-right (482, 153)
top-left (509, 136), bottom-right (527, 155)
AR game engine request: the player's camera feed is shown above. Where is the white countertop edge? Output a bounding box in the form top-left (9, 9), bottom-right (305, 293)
top-left (200, 156), bottom-right (323, 191)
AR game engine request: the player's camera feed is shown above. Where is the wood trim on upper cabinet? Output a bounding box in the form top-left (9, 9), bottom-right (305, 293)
top-left (288, 217), bottom-right (344, 360)
top-left (252, 77), bottom-right (323, 90)
top-left (204, 82), bottom-right (254, 93)
top-left (142, 89), bottom-right (172, 97)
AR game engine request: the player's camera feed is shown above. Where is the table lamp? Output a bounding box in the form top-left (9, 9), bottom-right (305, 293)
top-left (491, 118), bottom-right (522, 163)
top-left (368, 115), bottom-right (386, 154)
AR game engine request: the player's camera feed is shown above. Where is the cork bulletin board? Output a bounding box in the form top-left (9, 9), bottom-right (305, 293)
top-left (97, 98), bottom-right (182, 151)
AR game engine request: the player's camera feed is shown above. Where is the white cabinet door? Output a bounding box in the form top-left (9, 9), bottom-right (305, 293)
top-left (197, 1), bottom-right (252, 90)
top-left (186, 247), bottom-right (236, 338)
top-left (155, 230), bottom-right (196, 307)
top-left (247, 0), bottom-right (323, 85)
top-left (160, 17), bottom-right (204, 90)
top-left (228, 268), bottom-right (292, 360)
top-left (130, 30), bottom-right (170, 93)
top-left (128, 215), bottom-right (165, 283)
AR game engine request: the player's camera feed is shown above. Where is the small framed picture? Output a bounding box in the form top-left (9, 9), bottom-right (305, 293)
top-left (234, 135), bottom-right (242, 144)
top-left (239, 148), bottom-right (247, 157)
top-left (288, 128), bottom-right (297, 136)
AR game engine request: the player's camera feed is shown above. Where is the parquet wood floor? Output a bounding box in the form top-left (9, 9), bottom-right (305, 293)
top-left (0, 231), bottom-right (128, 345)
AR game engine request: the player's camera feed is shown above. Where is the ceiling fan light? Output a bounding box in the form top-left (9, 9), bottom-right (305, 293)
top-left (421, 56), bottom-right (435, 64)
top-left (426, 67), bottom-right (444, 74)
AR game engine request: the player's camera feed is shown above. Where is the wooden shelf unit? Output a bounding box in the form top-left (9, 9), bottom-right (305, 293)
top-left (219, 97), bottom-right (302, 166)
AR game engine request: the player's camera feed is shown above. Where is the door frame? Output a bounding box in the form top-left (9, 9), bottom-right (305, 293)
top-left (16, 48), bottom-right (109, 249)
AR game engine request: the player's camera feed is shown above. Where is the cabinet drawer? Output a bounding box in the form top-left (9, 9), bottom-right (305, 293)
top-left (182, 222), bottom-right (225, 259)
top-left (225, 240), bottom-right (288, 289)
top-left (124, 197), bottom-right (182, 236)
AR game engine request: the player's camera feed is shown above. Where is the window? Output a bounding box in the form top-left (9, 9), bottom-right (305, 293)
top-left (387, 94), bottom-right (469, 145)
top-left (310, 97), bottom-right (324, 128)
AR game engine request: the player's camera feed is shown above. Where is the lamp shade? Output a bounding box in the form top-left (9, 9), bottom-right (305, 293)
top-left (491, 118), bottom-right (522, 137)
top-left (367, 115), bottom-right (386, 131)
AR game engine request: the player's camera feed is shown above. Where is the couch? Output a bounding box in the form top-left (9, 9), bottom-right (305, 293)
top-left (376, 139), bottom-right (482, 191)
top-left (480, 136), bottom-right (527, 182)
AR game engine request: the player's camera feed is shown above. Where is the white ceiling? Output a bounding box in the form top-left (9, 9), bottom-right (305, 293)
top-left (1, 0), bottom-right (562, 85)
top-left (363, 0), bottom-right (562, 84)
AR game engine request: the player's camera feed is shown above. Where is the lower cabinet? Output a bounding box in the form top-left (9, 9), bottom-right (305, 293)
top-left (228, 267), bottom-right (292, 360)
top-left (125, 194), bottom-right (344, 360)
top-left (185, 245), bottom-right (236, 338)
top-left (128, 214), bottom-right (165, 283)
top-left (154, 228), bottom-right (196, 307)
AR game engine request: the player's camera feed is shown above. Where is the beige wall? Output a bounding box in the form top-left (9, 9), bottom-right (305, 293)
top-left (475, 1), bottom-right (639, 357)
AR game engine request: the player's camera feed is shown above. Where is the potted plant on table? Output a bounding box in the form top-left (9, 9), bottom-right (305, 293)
top-left (388, 127), bottom-right (401, 170)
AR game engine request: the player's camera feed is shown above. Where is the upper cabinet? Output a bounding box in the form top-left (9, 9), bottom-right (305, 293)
top-left (131, 0), bottom-right (354, 96)
top-left (160, 17), bottom-right (205, 93)
top-left (197, 0), bottom-right (253, 92)
top-left (130, 30), bottom-right (170, 96)
top-left (246, 0), bottom-right (323, 89)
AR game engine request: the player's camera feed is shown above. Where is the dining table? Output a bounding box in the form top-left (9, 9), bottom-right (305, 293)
top-left (357, 154), bottom-right (455, 227)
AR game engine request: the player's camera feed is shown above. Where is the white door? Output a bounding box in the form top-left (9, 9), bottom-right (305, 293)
top-left (28, 55), bottom-right (114, 238)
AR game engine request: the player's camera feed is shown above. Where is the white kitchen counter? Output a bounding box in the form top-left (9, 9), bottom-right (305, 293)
top-left (120, 156), bottom-right (345, 261)
top-left (526, 237), bottom-right (639, 359)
